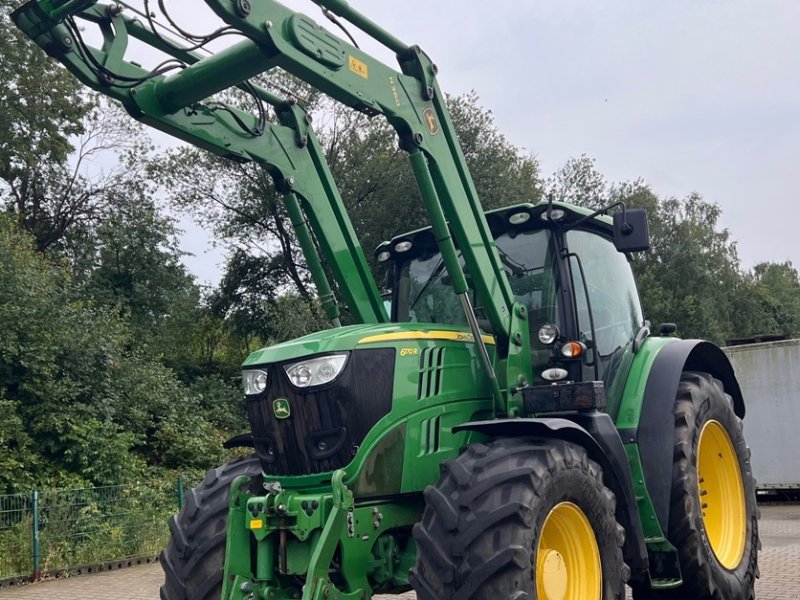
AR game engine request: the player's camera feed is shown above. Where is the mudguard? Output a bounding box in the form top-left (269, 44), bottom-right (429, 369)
top-left (634, 339), bottom-right (745, 534)
top-left (453, 415), bottom-right (650, 581)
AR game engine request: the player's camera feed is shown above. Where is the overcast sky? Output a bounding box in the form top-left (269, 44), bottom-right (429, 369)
top-left (159, 0), bottom-right (799, 283)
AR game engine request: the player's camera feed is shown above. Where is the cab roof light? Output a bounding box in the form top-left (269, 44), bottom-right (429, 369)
top-left (541, 208), bottom-right (566, 222)
top-left (508, 211), bottom-right (531, 225)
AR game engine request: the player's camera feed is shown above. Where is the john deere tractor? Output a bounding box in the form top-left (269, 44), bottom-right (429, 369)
top-left (14, 1), bottom-right (759, 598)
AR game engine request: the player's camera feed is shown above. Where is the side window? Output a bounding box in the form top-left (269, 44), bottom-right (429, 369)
top-left (567, 230), bottom-right (644, 389)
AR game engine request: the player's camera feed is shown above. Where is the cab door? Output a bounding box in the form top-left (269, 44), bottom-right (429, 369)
top-left (566, 229), bottom-right (645, 416)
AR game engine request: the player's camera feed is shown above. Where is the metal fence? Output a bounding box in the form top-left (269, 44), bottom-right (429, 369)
top-left (0, 480), bottom-right (183, 582)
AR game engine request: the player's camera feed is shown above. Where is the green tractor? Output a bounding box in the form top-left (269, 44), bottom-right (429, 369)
top-left (14, 1), bottom-right (759, 598)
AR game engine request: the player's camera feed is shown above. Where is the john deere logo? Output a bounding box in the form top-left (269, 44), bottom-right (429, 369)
top-left (273, 398), bottom-right (291, 419)
top-left (423, 107), bottom-right (439, 135)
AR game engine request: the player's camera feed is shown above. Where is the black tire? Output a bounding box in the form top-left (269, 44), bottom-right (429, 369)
top-left (631, 372), bottom-right (759, 600)
top-left (410, 438), bottom-right (627, 600)
top-left (160, 455), bottom-right (262, 600)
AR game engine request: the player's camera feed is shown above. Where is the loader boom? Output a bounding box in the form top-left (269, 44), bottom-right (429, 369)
top-left (13, 0), bottom-right (532, 411)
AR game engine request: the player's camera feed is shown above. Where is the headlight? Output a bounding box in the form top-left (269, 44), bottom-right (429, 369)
top-left (243, 369), bottom-right (268, 395)
top-left (538, 323), bottom-right (560, 345)
top-left (284, 354), bottom-right (348, 388)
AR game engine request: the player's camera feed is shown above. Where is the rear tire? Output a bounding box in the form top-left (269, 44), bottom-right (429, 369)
top-left (631, 372), bottom-right (759, 600)
top-left (160, 455), bottom-right (261, 600)
top-left (411, 438), bottom-right (627, 600)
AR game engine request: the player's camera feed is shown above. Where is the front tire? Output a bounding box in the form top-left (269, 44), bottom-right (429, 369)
top-left (632, 372), bottom-right (759, 600)
top-left (411, 438), bottom-right (627, 600)
top-left (160, 455), bottom-right (261, 600)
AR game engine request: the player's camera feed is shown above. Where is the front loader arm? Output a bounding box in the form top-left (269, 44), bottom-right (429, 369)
top-left (201, 0), bottom-right (520, 345)
top-left (13, 0), bottom-right (387, 325)
top-left (14, 0), bottom-right (533, 409)
top-left (199, 0), bottom-right (531, 405)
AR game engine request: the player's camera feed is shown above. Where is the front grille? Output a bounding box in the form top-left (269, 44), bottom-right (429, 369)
top-left (246, 348), bottom-right (395, 476)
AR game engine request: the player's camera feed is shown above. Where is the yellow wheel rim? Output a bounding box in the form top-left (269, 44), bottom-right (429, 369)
top-left (697, 420), bottom-right (747, 569)
top-left (536, 502), bottom-right (602, 600)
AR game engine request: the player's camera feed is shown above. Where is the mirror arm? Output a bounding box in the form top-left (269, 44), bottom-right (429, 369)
top-left (564, 200), bottom-right (627, 232)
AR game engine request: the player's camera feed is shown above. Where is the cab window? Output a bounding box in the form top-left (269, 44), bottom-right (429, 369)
top-left (567, 229), bottom-right (643, 392)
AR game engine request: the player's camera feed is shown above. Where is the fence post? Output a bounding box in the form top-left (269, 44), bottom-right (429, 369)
top-left (177, 476), bottom-right (184, 511)
top-left (31, 490), bottom-right (40, 581)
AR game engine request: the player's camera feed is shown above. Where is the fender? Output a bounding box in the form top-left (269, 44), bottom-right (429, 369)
top-left (634, 339), bottom-right (745, 535)
top-left (453, 415), bottom-right (650, 582)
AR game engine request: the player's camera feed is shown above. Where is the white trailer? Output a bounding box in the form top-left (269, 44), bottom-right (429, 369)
top-left (723, 338), bottom-right (800, 490)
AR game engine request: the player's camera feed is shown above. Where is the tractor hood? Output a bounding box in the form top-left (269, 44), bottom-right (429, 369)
top-left (242, 322), bottom-right (494, 367)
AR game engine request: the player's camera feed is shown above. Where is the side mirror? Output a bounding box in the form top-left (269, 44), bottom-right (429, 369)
top-left (613, 208), bottom-right (650, 252)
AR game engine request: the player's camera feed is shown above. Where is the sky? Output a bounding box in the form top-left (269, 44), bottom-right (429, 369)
top-left (133, 0), bottom-right (800, 284)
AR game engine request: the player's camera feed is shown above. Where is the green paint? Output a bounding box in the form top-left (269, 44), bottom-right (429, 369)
top-left (284, 193), bottom-right (340, 325)
top-left (624, 444), bottom-right (671, 543)
top-left (624, 445), bottom-right (682, 588)
top-left (615, 336), bottom-right (676, 429)
top-left (221, 476), bottom-right (258, 599)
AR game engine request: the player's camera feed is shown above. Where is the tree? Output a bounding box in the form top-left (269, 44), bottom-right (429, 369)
top-left (0, 215), bottom-right (140, 489)
top-left (0, 214), bottom-right (249, 491)
top-left (1, 7), bottom-right (155, 253)
top-left (623, 189), bottom-right (742, 343)
top-left (447, 92), bottom-right (541, 210)
top-left (733, 261), bottom-right (800, 339)
top-left (72, 182), bottom-right (203, 368)
top-left (0, 1), bottom-right (90, 175)
top-left (545, 154), bottom-right (608, 208)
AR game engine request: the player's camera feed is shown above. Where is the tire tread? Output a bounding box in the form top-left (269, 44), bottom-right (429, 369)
top-left (159, 455), bottom-right (261, 600)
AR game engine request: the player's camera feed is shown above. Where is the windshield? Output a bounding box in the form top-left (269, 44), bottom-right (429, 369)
top-left (395, 229), bottom-right (561, 334)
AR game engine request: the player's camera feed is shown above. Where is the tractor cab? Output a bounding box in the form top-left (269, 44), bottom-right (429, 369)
top-left (376, 201), bottom-right (649, 417)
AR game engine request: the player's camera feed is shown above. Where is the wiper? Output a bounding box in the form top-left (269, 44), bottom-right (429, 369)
top-left (497, 246), bottom-right (542, 278)
top-left (409, 257), bottom-right (447, 312)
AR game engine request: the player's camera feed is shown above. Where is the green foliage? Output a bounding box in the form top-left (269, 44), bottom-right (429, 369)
top-left (0, 9), bottom-right (248, 491)
top-left (0, 513), bottom-right (34, 578)
top-left (68, 182), bottom-right (204, 374)
top-left (0, 215), bottom-right (246, 492)
top-left (0, 396), bottom-right (37, 491)
top-left (0, 483), bottom-right (176, 579)
top-left (0, 9), bottom-right (248, 481)
top-left (545, 154), bottom-right (609, 208)
top-left (732, 261), bottom-right (800, 339)
top-left (0, 1), bottom-right (90, 171)
top-left (631, 192), bottom-right (742, 344)
top-left (447, 92), bottom-right (541, 210)
top-left (0, 216), bottom-right (120, 486)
